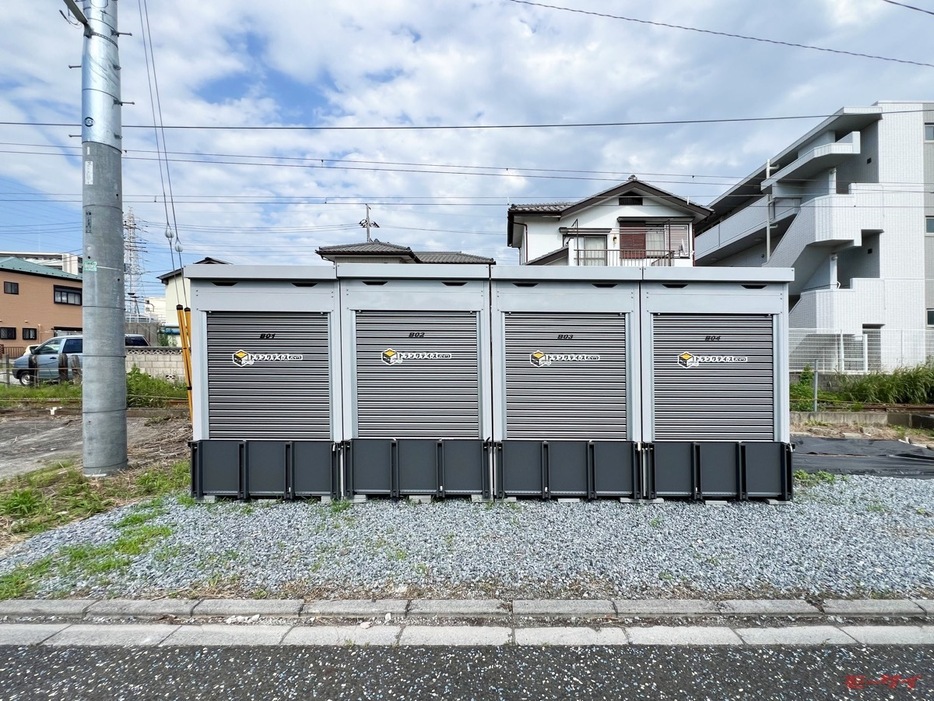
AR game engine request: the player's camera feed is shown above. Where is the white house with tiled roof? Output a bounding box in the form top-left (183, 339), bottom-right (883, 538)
top-left (507, 177), bottom-right (712, 267)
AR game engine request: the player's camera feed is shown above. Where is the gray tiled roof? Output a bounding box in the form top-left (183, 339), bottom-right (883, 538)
top-left (0, 256), bottom-right (82, 281)
top-left (507, 203), bottom-right (570, 214)
top-left (414, 251), bottom-right (495, 264)
top-left (316, 240), bottom-right (414, 255)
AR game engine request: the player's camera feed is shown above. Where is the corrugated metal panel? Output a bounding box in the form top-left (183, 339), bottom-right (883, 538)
top-left (206, 312), bottom-right (330, 440)
top-left (653, 314), bottom-right (774, 441)
top-left (505, 312), bottom-right (627, 439)
top-left (355, 311), bottom-right (480, 438)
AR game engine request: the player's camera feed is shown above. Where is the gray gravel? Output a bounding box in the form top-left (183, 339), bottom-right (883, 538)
top-left (1, 475), bottom-right (932, 600)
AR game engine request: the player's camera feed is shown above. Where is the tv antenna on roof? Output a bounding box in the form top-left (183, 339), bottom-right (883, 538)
top-left (359, 204), bottom-right (380, 242)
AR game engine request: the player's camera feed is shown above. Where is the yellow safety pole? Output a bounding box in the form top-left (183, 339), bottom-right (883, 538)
top-left (176, 304), bottom-right (193, 420)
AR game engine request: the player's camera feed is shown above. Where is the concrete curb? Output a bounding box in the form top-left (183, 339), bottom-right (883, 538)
top-left (0, 622), bottom-right (931, 647)
top-left (0, 597), bottom-right (930, 621)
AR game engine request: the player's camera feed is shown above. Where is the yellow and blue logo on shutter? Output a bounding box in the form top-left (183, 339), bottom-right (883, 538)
top-left (382, 348), bottom-right (401, 365)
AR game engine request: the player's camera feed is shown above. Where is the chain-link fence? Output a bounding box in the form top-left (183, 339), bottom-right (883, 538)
top-left (790, 328), bottom-right (934, 372)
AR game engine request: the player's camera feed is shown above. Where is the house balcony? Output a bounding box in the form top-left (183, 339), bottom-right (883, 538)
top-left (573, 249), bottom-right (688, 267)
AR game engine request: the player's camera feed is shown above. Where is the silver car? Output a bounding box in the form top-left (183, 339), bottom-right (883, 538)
top-left (12, 334), bottom-right (149, 385)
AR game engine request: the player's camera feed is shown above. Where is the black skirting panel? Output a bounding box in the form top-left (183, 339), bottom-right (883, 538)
top-left (646, 441), bottom-right (792, 501)
top-left (345, 439), bottom-right (490, 499)
top-left (496, 440), bottom-right (640, 499)
top-left (190, 439), bottom-right (338, 500)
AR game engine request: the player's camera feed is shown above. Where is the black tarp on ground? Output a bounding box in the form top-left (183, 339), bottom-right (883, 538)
top-left (792, 435), bottom-right (934, 479)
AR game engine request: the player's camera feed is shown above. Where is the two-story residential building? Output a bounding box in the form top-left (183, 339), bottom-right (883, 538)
top-left (0, 257), bottom-right (83, 356)
top-left (695, 101), bottom-right (934, 371)
top-left (507, 177), bottom-right (712, 267)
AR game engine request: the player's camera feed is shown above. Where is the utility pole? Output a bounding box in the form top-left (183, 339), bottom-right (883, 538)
top-left (65, 0), bottom-right (128, 476)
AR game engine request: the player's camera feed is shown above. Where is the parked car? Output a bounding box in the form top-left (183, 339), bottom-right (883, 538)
top-left (12, 334), bottom-right (149, 386)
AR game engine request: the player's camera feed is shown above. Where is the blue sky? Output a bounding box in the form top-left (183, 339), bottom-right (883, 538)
top-left (1, 0), bottom-right (932, 301)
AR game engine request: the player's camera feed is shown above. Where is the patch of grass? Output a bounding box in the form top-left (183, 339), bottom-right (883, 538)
top-left (176, 493), bottom-right (198, 507)
top-left (136, 461), bottom-right (190, 496)
top-left (389, 548), bottom-right (407, 562)
top-left (125, 367), bottom-right (188, 408)
top-left (0, 383), bottom-right (82, 407)
top-left (866, 501), bottom-right (890, 514)
top-left (329, 500), bottom-right (352, 514)
top-left (0, 488), bottom-right (46, 517)
top-left (836, 362), bottom-right (934, 405)
top-left (113, 525), bottom-right (173, 556)
top-left (793, 469), bottom-right (837, 487)
top-left (0, 558), bottom-right (54, 599)
top-left (649, 515), bottom-right (663, 529)
top-left (0, 459), bottom-right (191, 549)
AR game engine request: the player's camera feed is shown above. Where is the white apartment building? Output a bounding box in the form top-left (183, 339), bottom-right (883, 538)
top-left (696, 101), bottom-right (934, 371)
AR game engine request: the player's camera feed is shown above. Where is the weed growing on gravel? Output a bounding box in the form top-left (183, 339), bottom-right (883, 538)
top-left (0, 521), bottom-right (174, 598)
top-left (0, 459), bottom-right (191, 549)
top-left (329, 500), bottom-right (352, 514)
top-left (793, 469), bottom-right (837, 487)
top-left (0, 557), bottom-right (54, 599)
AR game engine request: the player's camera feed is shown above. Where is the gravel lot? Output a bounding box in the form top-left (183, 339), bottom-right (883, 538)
top-left (1, 474), bottom-right (932, 601)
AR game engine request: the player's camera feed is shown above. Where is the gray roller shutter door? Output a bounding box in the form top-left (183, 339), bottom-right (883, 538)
top-left (206, 312), bottom-right (331, 440)
top-left (504, 312), bottom-right (627, 440)
top-left (653, 313), bottom-right (774, 441)
top-left (355, 311), bottom-right (480, 438)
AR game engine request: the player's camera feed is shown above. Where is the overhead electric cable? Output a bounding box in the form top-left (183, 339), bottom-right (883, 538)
top-left (506, 0), bottom-right (934, 68)
top-left (3, 107), bottom-right (931, 131)
top-left (880, 0), bottom-right (934, 17)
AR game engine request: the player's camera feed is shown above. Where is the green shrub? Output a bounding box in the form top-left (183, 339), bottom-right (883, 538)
top-left (837, 361), bottom-right (934, 405)
top-left (125, 367), bottom-right (188, 408)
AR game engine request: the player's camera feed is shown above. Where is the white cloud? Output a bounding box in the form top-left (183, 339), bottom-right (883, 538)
top-left (0, 0), bottom-right (930, 289)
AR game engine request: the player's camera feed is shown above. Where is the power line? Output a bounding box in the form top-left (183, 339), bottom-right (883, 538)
top-left (507, 0), bottom-right (934, 68)
top-left (0, 110), bottom-right (924, 132)
top-left (880, 0), bottom-right (934, 17)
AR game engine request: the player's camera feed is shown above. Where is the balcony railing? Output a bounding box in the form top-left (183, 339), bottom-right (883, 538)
top-left (574, 249), bottom-right (680, 267)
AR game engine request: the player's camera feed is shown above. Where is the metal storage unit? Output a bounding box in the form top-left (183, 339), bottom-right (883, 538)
top-left (339, 265), bottom-right (493, 498)
top-left (491, 267), bottom-right (641, 499)
top-left (188, 266), bottom-right (342, 499)
top-left (640, 268), bottom-right (793, 500)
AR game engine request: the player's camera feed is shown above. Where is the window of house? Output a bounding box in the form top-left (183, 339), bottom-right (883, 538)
top-left (3, 281), bottom-right (18, 294)
top-left (53, 285), bottom-right (82, 305)
top-left (22, 328), bottom-right (37, 341)
top-left (0, 327), bottom-right (16, 340)
top-left (926, 124), bottom-right (934, 141)
top-left (618, 222), bottom-right (647, 254)
top-left (578, 236), bottom-right (607, 265)
top-left (927, 216), bottom-right (934, 234)
top-left (619, 195), bottom-right (643, 206)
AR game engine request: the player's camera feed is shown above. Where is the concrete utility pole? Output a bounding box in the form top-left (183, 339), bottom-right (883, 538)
top-left (66, 0), bottom-right (128, 476)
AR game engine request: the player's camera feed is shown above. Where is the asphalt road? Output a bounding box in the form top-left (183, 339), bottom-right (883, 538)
top-left (1, 645), bottom-right (931, 700)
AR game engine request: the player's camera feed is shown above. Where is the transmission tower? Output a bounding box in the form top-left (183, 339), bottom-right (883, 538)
top-left (123, 209), bottom-right (146, 319)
